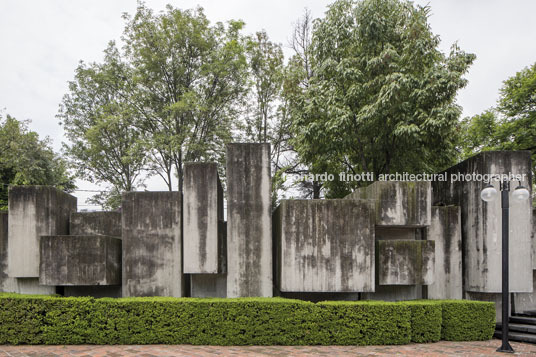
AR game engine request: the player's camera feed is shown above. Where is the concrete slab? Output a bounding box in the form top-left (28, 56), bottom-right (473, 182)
top-left (183, 163), bottom-right (224, 274)
top-left (274, 199), bottom-right (375, 292)
top-left (347, 181), bottom-right (431, 227)
top-left (122, 192), bottom-right (182, 297)
top-left (190, 274), bottom-right (227, 298)
top-left (433, 151), bottom-right (533, 293)
top-left (226, 143), bottom-right (272, 297)
top-left (8, 186), bottom-right (77, 278)
top-left (70, 212), bottom-right (121, 237)
top-left (427, 206), bottom-right (463, 299)
top-left (39, 235), bottom-right (121, 286)
top-left (377, 240), bottom-right (435, 285)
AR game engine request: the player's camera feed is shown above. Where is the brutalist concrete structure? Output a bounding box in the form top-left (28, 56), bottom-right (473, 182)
top-left (433, 151), bottom-right (533, 293)
top-left (122, 192), bottom-right (182, 297)
top-left (427, 206), bottom-right (463, 299)
top-left (226, 143), bottom-right (272, 298)
top-left (377, 240), bottom-right (435, 285)
top-left (190, 274), bottom-right (227, 298)
top-left (39, 235), bottom-right (121, 286)
top-left (274, 199), bottom-right (375, 293)
top-left (70, 212), bottom-right (121, 237)
top-left (0, 212), bottom-right (16, 292)
top-left (183, 162), bottom-right (224, 274)
top-left (8, 186), bottom-right (77, 278)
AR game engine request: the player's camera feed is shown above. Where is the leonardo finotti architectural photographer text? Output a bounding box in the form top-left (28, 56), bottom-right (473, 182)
top-left (295, 172), bottom-right (528, 183)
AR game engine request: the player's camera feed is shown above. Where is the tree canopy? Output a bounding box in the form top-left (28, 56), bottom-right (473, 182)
top-left (0, 114), bottom-right (75, 210)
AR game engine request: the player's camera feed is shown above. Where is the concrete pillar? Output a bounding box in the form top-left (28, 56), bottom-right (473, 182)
top-left (122, 192), bottom-right (182, 297)
top-left (0, 212), bottom-right (16, 292)
top-left (183, 163), bottom-right (224, 274)
top-left (8, 186), bottom-right (77, 278)
top-left (226, 143), bottom-right (272, 297)
top-left (427, 206), bottom-right (463, 299)
top-left (433, 151), bottom-right (533, 293)
top-left (274, 199), bottom-right (375, 293)
top-left (70, 212), bottom-right (121, 237)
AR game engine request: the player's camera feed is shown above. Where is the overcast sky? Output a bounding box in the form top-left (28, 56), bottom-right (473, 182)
top-left (1, 0), bottom-right (535, 208)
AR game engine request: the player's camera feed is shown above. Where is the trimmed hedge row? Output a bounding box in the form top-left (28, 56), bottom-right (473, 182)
top-left (0, 294), bottom-right (495, 345)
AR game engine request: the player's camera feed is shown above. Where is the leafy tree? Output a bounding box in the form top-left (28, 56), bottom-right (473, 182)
top-left (290, 0), bottom-right (475, 197)
top-left (0, 114), bottom-right (75, 210)
top-left (58, 45), bottom-right (148, 209)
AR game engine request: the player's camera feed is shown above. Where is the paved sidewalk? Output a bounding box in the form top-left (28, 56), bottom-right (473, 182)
top-left (1, 339), bottom-right (536, 356)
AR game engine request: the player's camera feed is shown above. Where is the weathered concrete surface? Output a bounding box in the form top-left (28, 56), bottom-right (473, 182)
top-left (39, 235), bottom-right (121, 286)
top-left (183, 163), bottom-right (224, 274)
top-left (122, 192), bottom-right (182, 297)
top-left (433, 151), bottom-right (533, 293)
top-left (70, 212), bottom-right (121, 237)
top-left (0, 212), bottom-right (16, 292)
top-left (13, 278), bottom-right (55, 295)
top-left (377, 240), bottom-right (435, 285)
top-left (190, 274), bottom-right (227, 298)
top-left (274, 199), bottom-right (375, 292)
top-left (346, 181), bottom-right (431, 227)
top-left (427, 206), bottom-right (463, 299)
top-left (8, 186), bottom-right (77, 278)
top-left (514, 271), bottom-right (536, 315)
top-left (226, 143), bottom-right (272, 297)
top-left (64, 286), bottom-right (122, 298)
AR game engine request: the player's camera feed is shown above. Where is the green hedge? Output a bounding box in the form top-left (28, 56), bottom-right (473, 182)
top-left (440, 300), bottom-right (496, 341)
top-left (0, 294), bottom-right (495, 345)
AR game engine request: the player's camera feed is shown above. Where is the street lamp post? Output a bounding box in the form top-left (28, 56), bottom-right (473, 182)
top-left (481, 179), bottom-right (531, 354)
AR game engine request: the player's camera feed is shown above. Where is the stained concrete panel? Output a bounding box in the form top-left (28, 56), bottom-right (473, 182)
top-left (183, 163), bottom-right (224, 274)
top-left (274, 199), bottom-right (375, 292)
top-left (378, 240), bottom-right (435, 285)
top-left (70, 212), bottom-right (121, 237)
top-left (39, 235), bottom-right (121, 286)
top-left (122, 192), bottom-right (182, 297)
top-left (433, 151), bottom-right (533, 293)
top-left (427, 206), bottom-right (463, 299)
top-left (190, 274), bottom-right (227, 298)
top-left (347, 181), bottom-right (431, 227)
top-left (8, 186), bottom-right (77, 278)
top-left (226, 143), bottom-right (272, 297)
top-left (0, 212), bottom-right (17, 292)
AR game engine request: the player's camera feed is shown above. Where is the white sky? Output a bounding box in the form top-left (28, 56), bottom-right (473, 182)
top-left (1, 0), bottom-right (536, 208)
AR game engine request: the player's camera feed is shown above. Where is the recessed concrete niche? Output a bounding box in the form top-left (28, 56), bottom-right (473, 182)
top-left (377, 240), bottom-right (435, 285)
top-left (70, 212), bottom-right (121, 237)
top-left (39, 235), bottom-right (121, 286)
top-left (427, 206), bottom-right (462, 299)
top-left (433, 151), bottom-right (533, 293)
top-left (8, 186), bottom-right (77, 278)
top-left (347, 181), bottom-right (431, 227)
top-left (183, 162), bottom-right (225, 274)
top-left (226, 143), bottom-right (272, 297)
top-left (274, 199), bottom-right (375, 292)
top-left (122, 192), bottom-right (182, 297)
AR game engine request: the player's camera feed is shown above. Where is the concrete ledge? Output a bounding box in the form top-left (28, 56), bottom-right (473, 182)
top-left (378, 240), bottom-right (435, 285)
top-left (39, 235), bottom-right (121, 286)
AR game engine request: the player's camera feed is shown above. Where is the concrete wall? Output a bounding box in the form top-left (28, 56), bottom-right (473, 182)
top-left (0, 212), bottom-right (17, 292)
top-left (377, 240), bottom-right (435, 285)
top-left (8, 186), bottom-right (77, 278)
top-left (226, 143), bottom-right (272, 297)
top-left (433, 151), bottom-right (533, 293)
top-left (274, 199), bottom-right (375, 292)
top-left (427, 206), bottom-right (463, 299)
top-left (39, 235), bottom-right (121, 286)
top-left (183, 163), bottom-right (224, 274)
top-left (190, 274), bottom-right (227, 298)
top-left (347, 181), bottom-right (431, 227)
top-left (70, 212), bottom-right (121, 237)
top-left (122, 192), bottom-right (182, 297)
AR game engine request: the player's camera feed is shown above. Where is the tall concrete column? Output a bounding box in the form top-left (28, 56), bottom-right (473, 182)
top-left (226, 143), bottom-right (272, 297)
top-left (122, 192), bottom-right (182, 297)
top-left (0, 212), bottom-right (17, 292)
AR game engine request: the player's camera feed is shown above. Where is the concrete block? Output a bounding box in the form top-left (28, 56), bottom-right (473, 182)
top-left (347, 181), bottom-right (431, 227)
top-left (190, 274), bottom-right (227, 298)
top-left (226, 143), bottom-right (272, 297)
top-left (274, 199), bottom-right (375, 292)
top-left (70, 212), bottom-right (121, 237)
top-left (8, 186), bottom-right (77, 278)
top-left (13, 278), bottom-right (55, 295)
top-left (427, 206), bottom-right (462, 299)
top-left (0, 212), bottom-right (17, 292)
top-left (183, 163), bottom-right (225, 274)
top-left (378, 240), bottom-right (435, 285)
top-left (122, 192), bottom-right (182, 297)
top-left (433, 151), bottom-right (533, 293)
top-left (39, 235), bottom-right (121, 286)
